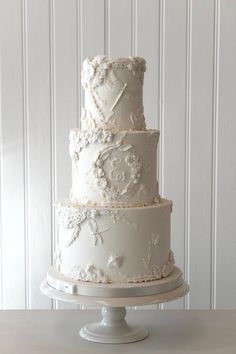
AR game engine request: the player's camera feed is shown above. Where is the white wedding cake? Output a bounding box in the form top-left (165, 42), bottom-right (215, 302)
top-left (54, 56), bottom-right (175, 284)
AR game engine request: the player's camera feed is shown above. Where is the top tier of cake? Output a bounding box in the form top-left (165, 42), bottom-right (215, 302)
top-left (81, 55), bottom-right (146, 131)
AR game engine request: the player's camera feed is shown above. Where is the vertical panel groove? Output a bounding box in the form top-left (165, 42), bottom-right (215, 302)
top-left (106, 0), bottom-right (110, 57)
top-left (104, 0), bottom-right (108, 55)
top-left (79, 0), bottom-right (83, 129)
top-left (76, 0), bottom-right (80, 126)
top-left (211, 0), bottom-right (220, 310)
top-left (108, 0), bottom-right (110, 57)
top-left (49, 0), bottom-right (56, 310)
top-left (158, 0), bottom-right (165, 196)
top-left (21, 0), bottom-right (29, 309)
top-left (0, 51), bottom-right (3, 309)
top-left (131, 0), bottom-right (133, 56)
top-left (78, 0), bottom-right (82, 309)
top-left (158, 0), bottom-right (165, 310)
top-left (131, 0), bottom-right (137, 56)
top-left (184, 0), bottom-right (192, 310)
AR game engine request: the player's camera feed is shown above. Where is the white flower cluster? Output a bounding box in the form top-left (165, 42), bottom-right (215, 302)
top-left (80, 108), bottom-right (98, 130)
top-left (92, 165), bottom-right (119, 200)
top-left (125, 151), bottom-right (141, 185)
top-left (151, 233), bottom-right (160, 246)
top-left (161, 251), bottom-right (175, 277)
top-left (107, 255), bottom-right (123, 269)
top-left (56, 203), bottom-right (98, 229)
top-left (91, 143), bottom-right (142, 200)
top-left (81, 55), bottom-right (111, 89)
top-left (69, 129), bottom-right (113, 160)
top-left (67, 264), bottom-right (111, 283)
top-left (81, 55), bottom-right (146, 90)
top-left (127, 56), bottom-right (146, 84)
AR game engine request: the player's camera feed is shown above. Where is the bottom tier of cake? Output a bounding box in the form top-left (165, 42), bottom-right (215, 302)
top-left (55, 198), bottom-right (174, 284)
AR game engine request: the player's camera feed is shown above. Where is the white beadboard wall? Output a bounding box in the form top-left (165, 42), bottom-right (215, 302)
top-left (0, 0), bottom-right (236, 310)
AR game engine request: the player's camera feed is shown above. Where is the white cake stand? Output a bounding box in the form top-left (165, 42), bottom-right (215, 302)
top-left (40, 266), bottom-right (189, 344)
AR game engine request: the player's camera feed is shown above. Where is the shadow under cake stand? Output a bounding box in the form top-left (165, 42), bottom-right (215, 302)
top-left (40, 266), bottom-right (189, 344)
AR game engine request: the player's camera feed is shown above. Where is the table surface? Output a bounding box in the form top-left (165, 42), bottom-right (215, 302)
top-left (0, 309), bottom-right (236, 354)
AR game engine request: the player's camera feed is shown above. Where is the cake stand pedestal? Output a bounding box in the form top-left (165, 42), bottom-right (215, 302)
top-left (40, 267), bottom-right (189, 344)
top-left (80, 306), bottom-right (148, 344)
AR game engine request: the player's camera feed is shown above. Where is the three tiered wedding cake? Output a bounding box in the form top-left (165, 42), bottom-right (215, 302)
top-left (54, 56), bottom-right (175, 284)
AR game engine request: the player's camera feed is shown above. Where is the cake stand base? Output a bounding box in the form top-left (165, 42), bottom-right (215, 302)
top-left (40, 270), bottom-right (189, 344)
top-left (79, 306), bottom-right (148, 344)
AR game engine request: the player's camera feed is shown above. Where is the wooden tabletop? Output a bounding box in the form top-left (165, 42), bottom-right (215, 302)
top-left (0, 309), bottom-right (236, 353)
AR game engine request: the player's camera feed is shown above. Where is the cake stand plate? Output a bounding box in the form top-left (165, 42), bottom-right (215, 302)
top-left (46, 265), bottom-right (184, 297)
top-left (40, 269), bottom-right (189, 344)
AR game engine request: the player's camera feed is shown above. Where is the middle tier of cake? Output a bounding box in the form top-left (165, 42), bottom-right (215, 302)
top-left (70, 129), bottom-right (159, 206)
